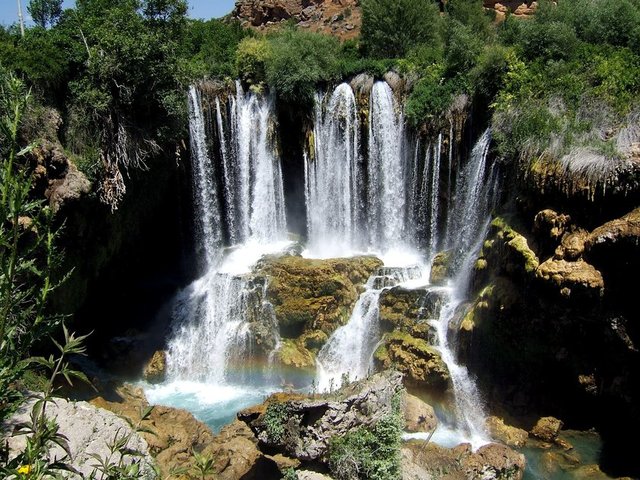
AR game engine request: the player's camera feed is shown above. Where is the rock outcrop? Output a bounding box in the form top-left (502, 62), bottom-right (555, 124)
top-left (402, 440), bottom-right (526, 480)
top-left (485, 416), bottom-right (529, 448)
top-left (29, 140), bottom-right (91, 213)
top-left (239, 370), bottom-right (403, 462)
top-left (374, 332), bottom-right (450, 389)
top-left (2, 395), bottom-right (156, 479)
top-left (142, 350), bottom-right (167, 384)
top-left (403, 392), bottom-right (437, 434)
top-left (233, 0), bottom-right (362, 40)
top-left (530, 416), bottom-right (564, 443)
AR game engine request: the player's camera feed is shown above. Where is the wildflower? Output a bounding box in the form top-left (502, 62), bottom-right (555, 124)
top-left (17, 464), bottom-right (31, 474)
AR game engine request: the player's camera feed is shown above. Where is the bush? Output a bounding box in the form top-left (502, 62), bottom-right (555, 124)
top-left (328, 394), bottom-right (403, 480)
top-left (265, 29), bottom-right (342, 106)
top-left (517, 20), bottom-right (579, 62)
top-left (236, 36), bottom-right (272, 85)
top-left (361, 0), bottom-right (442, 58)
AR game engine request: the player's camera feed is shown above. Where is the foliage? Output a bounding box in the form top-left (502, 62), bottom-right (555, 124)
top-left (361, 0), bottom-right (442, 58)
top-left (264, 29), bottom-right (343, 106)
top-left (236, 36), bottom-right (272, 85)
top-left (282, 468), bottom-right (298, 480)
top-left (0, 71), bottom-right (66, 419)
top-left (27, 0), bottom-right (63, 29)
top-left (263, 402), bottom-right (290, 443)
top-left (328, 394), bottom-right (403, 480)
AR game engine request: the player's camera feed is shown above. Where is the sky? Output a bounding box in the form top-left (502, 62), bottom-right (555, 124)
top-left (1, 0), bottom-right (237, 26)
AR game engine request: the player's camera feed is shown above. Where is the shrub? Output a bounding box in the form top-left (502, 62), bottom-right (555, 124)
top-left (265, 29), bottom-right (342, 106)
top-left (517, 20), bottom-right (579, 62)
top-left (328, 394), bottom-right (403, 480)
top-left (236, 36), bottom-right (272, 85)
top-left (361, 0), bottom-right (442, 58)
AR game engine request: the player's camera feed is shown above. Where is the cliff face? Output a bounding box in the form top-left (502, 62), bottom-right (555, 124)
top-left (232, 0), bottom-right (362, 40)
top-left (231, 0), bottom-right (536, 38)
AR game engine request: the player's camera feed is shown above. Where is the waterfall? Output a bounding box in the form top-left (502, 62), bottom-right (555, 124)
top-left (215, 97), bottom-right (237, 245)
top-left (445, 129), bottom-right (493, 263)
top-left (164, 82), bottom-right (289, 385)
top-left (316, 266), bottom-right (423, 391)
top-left (233, 81), bottom-right (287, 244)
top-left (187, 86), bottom-right (223, 270)
top-left (428, 134), bottom-right (442, 256)
top-left (306, 84), bottom-right (361, 256)
top-left (367, 81), bottom-right (407, 250)
top-left (167, 273), bottom-right (253, 384)
top-left (429, 129), bottom-right (500, 447)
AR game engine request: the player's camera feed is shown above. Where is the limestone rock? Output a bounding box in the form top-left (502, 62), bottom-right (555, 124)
top-left (463, 443), bottom-right (526, 479)
top-left (535, 259), bottom-right (604, 298)
top-left (275, 339), bottom-right (316, 370)
top-left (143, 350), bottom-right (167, 384)
top-left (379, 287), bottom-right (438, 342)
top-left (485, 416), bottom-right (528, 448)
top-left (402, 440), bottom-right (526, 480)
top-left (556, 229), bottom-right (588, 260)
top-left (430, 250), bottom-right (452, 285)
top-left (403, 392), bottom-right (437, 433)
top-left (530, 416), bottom-right (564, 442)
top-left (239, 370), bottom-right (403, 462)
top-left (2, 396), bottom-right (157, 479)
top-left (534, 209), bottom-right (571, 242)
top-left (256, 255), bottom-right (383, 338)
top-left (233, 0), bottom-right (362, 40)
top-left (586, 207), bottom-right (640, 258)
top-left (298, 471), bottom-right (334, 480)
top-left (375, 332), bottom-right (450, 389)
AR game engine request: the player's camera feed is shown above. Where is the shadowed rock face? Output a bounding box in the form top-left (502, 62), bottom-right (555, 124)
top-left (238, 370), bottom-right (403, 462)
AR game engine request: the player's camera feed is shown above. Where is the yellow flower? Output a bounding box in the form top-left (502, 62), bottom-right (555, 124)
top-left (17, 464), bottom-right (31, 474)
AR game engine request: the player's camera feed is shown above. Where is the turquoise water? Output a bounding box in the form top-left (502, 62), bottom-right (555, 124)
top-left (523, 430), bottom-right (612, 480)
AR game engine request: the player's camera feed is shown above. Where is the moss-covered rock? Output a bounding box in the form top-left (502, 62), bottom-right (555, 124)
top-left (255, 255), bottom-right (383, 339)
top-left (275, 339), bottom-right (316, 370)
top-left (429, 250), bottom-right (452, 285)
top-left (374, 332), bottom-right (450, 390)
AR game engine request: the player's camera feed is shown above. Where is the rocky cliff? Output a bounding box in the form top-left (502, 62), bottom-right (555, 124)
top-left (231, 0), bottom-right (537, 38)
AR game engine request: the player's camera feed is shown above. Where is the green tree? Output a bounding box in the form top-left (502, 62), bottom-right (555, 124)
top-left (27, 0), bottom-right (63, 29)
top-left (361, 0), bottom-right (442, 58)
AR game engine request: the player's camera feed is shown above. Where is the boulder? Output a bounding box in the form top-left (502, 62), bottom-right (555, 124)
top-left (534, 209), bottom-right (571, 242)
top-left (402, 440), bottom-right (526, 480)
top-left (143, 350), bottom-right (167, 384)
top-left (239, 370), bottom-right (403, 462)
top-left (430, 250), bottom-right (452, 285)
top-left (485, 416), bottom-right (528, 448)
top-left (403, 392), bottom-right (437, 433)
top-left (555, 229), bottom-right (588, 260)
top-left (256, 255), bottom-right (383, 338)
top-left (374, 332), bottom-right (450, 389)
top-left (586, 207), bottom-right (640, 252)
top-left (535, 259), bottom-right (604, 298)
top-left (530, 416), bottom-right (564, 442)
top-left (275, 339), bottom-right (316, 370)
top-left (298, 471), bottom-right (334, 480)
top-left (379, 287), bottom-right (439, 342)
top-left (2, 396), bottom-right (157, 479)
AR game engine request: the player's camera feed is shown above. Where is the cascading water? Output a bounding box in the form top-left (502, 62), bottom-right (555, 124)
top-left (428, 134), bottom-right (442, 256)
top-left (187, 86), bottom-right (223, 270)
top-left (146, 83), bottom-right (291, 431)
top-left (367, 81), bottom-right (407, 249)
top-left (306, 84), bottom-right (361, 256)
top-left (316, 266), bottom-right (424, 391)
top-left (426, 129), bottom-right (500, 447)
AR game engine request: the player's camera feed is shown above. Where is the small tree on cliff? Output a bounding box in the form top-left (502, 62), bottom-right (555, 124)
top-left (27, 0), bottom-right (63, 29)
top-left (361, 0), bottom-right (442, 58)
